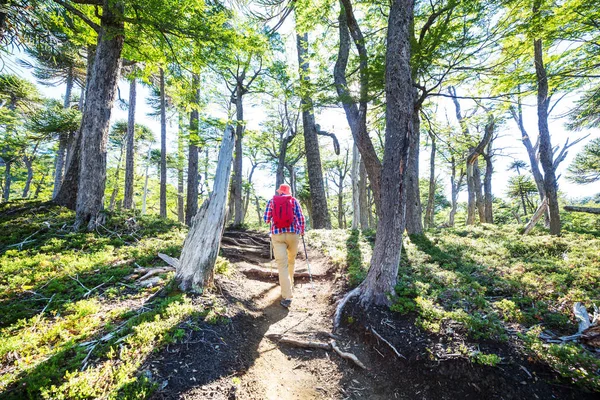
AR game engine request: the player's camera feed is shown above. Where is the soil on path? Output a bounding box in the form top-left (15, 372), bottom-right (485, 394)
top-left (149, 229), bottom-right (596, 400)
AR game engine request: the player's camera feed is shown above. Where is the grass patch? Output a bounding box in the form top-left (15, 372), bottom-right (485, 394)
top-left (0, 201), bottom-right (219, 399)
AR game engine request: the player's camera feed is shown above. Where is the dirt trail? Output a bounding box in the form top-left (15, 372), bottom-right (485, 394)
top-left (150, 230), bottom-right (596, 400)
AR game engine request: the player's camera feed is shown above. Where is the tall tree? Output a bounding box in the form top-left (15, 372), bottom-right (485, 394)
top-left (159, 67), bottom-right (168, 218)
top-left (123, 74), bottom-right (137, 210)
top-left (185, 74), bottom-right (200, 225)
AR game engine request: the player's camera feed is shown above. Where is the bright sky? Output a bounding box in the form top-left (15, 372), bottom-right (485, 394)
top-left (8, 36), bottom-right (599, 204)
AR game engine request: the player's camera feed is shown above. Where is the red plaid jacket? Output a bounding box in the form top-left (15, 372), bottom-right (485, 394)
top-left (263, 195), bottom-right (305, 235)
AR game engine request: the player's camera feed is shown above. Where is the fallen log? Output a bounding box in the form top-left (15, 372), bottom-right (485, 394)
top-left (523, 198), bottom-right (548, 235)
top-left (564, 205), bottom-right (600, 215)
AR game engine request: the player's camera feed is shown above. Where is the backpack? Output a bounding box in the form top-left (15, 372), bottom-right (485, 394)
top-left (272, 195), bottom-right (294, 229)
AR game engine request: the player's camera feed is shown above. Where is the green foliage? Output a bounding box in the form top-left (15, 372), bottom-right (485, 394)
top-left (473, 352), bottom-right (502, 367)
top-left (567, 138), bottom-right (600, 185)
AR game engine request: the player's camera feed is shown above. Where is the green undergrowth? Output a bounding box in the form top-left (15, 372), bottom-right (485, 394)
top-left (310, 222), bottom-right (600, 391)
top-left (0, 201), bottom-right (226, 399)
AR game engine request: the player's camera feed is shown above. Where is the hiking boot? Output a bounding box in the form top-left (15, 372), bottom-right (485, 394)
top-left (280, 299), bottom-right (292, 308)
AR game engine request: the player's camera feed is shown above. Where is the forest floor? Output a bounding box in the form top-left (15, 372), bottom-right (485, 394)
top-left (0, 201), bottom-right (599, 399)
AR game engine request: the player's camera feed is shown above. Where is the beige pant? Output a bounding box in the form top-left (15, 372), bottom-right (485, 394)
top-left (271, 232), bottom-right (300, 300)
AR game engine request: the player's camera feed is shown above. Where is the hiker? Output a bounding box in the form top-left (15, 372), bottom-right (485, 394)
top-left (263, 183), bottom-right (305, 308)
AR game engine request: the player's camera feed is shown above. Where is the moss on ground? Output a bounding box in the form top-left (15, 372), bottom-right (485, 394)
top-left (0, 201), bottom-right (224, 399)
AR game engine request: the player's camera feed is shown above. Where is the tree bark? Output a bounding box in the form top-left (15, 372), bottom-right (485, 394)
top-left (358, 0), bottom-right (414, 306)
top-left (405, 112), bottom-right (423, 234)
top-left (232, 85), bottom-right (245, 226)
top-left (483, 141), bottom-right (494, 223)
top-left (141, 146), bottom-right (151, 215)
top-left (177, 115), bottom-right (185, 224)
top-left (465, 115), bottom-right (494, 225)
top-left (109, 140), bottom-right (125, 211)
top-left (186, 74), bottom-right (200, 225)
top-left (564, 205), bottom-right (600, 214)
top-left (52, 133), bottom-right (68, 199)
top-left (52, 68), bottom-right (74, 198)
top-left (159, 68), bottom-right (167, 219)
top-left (424, 132), bottom-right (436, 229)
top-left (3, 161), bottom-right (10, 201)
top-left (533, 31), bottom-right (560, 235)
top-left (74, 2), bottom-right (124, 229)
top-left (351, 144), bottom-right (360, 230)
top-left (334, 1), bottom-right (382, 213)
top-left (176, 125), bottom-right (235, 291)
top-left (123, 77), bottom-right (136, 209)
top-left (54, 45), bottom-right (95, 210)
top-left (297, 31), bottom-right (331, 229)
top-left (358, 158), bottom-right (369, 229)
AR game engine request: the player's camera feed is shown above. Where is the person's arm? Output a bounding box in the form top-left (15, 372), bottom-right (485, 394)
top-left (263, 199), bottom-right (273, 224)
top-left (295, 199), bottom-right (305, 235)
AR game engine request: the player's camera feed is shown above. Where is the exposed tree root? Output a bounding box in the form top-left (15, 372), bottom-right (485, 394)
top-left (266, 333), bottom-right (367, 369)
top-left (330, 339), bottom-right (367, 369)
top-left (369, 326), bottom-right (406, 359)
top-left (240, 267), bottom-right (324, 280)
top-left (333, 286), bottom-right (361, 331)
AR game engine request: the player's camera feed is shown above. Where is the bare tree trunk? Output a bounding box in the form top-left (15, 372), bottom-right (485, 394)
top-left (406, 112), bottom-right (423, 234)
top-left (52, 68), bottom-right (74, 199)
top-left (533, 27), bottom-right (560, 234)
top-left (232, 86), bottom-right (244, 226)
top-left (22, 156), bottom-right (37, 199)
top-left (334, 1), bottom-right (382, 213)
top-left (109, 141), bottom-right (125, 211)
top-left (141, 146), bottom-right (151, 215)
top-left (177, 115), bottom-right (185, 223)
top-left (297, 31), bottom-right (331, 229)
top-left (358, 158), bottom-right (369, 229)
top-left (357, 0), bottom-right (414, 306)
top-left (474, 160), bottom-right (485, 222)
top-left (74, 2), bottom-right (124, 229)
top-left (52, 133), bottom-right (68, 198)
top-left (55, 45), bottom-right (95, 210)
top-left (159, 67), bottom-right (167, 219)
top-left (424, 132), bottom-right (436, 229)
top-left (2, 161), bottom-right (10, 201)
top-left (186, 75), bottom-right (200, 226)
top-left (351, 144), bottom-right (360, 230)
top-left (483, 142), bottom-right (493, 223)
top-left (448, 157), bottom-right (463, 227)
top-left (123, 77), bottom-right (136, 209)
top-left (176, 125), bottom-right (235, 291)
top-left (564, 205), bottom-right (600, 214)
top-left (255, 195), bottom-right (263, 226)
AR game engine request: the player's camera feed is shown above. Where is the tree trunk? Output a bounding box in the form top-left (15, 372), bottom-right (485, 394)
top-left (449, 157), bottom-right (462, 227)
top-left (424, 132), bottom-right (436, 229)
top-left (177, 115), bottom-right (185, 224)
top-left (186, 74), bottom-right (200, 225)
top-left (405, 111), bottom-right (423, 234)
top-left (54, 46), bottom-right (95, 210)
top-left (533, 30), bottom-right (560, 235)
top-left (255, 195), bottom-right (262, 226)
top-left (483, 142), bottom-right (493, 223)
top-left (123, 77), bottom-right (136, 209)
top-left (334, 1), bottom-right (382, 213)
top-left (74, 1), bottom-right (124, 229)
top-left (23, 156), bottom-right (35, 198)
top-left (3, 161), bottom-right (11, 201)
top-left (159, 68), bottom-right (167, 219)
top-left (141, 146), bottom-right (151, 215)
top-left (232, 86), bottom-right (245, 226)
top-left (473, 159), bottom-right (485, 222)
top-left (358, 158), bottom-right (369, 229)
top-left (351, 144), bottom-right (360, 230)
top-left (109, 141), bottom-right (125, 211)
top-left (52, 68), bottom-right (74, 198)
top-left (176, 125), bottom-right (235, 291)
top-left (358, 0), bottom-right (414, 306)
top-left (52, 133), bottom-right (68, 199)
top-left (297, 31), bottom-right (331, 229)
